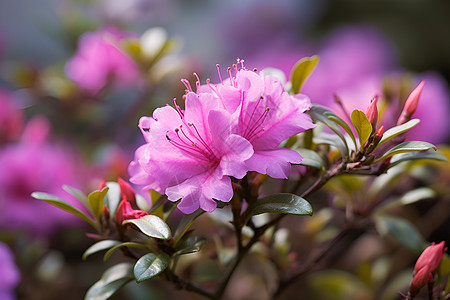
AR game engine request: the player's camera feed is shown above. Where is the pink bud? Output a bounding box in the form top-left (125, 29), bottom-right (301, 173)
top-left (115, 199), bottom-right (133, 225)
top-left (397, 81), bottom-right (425, 125)
top-left (118, 177), bottom-right (136, 207)
top-left (409, 266), bottom-right (432, 297)
top-left (98, 179), bottom-right (107, 191)
top-left (415, 241), bottom-right (446, 273)
top-left (366, 96), bottom-right (378, 130)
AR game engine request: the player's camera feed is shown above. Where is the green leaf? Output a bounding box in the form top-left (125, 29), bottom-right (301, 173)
top-left (388, 150), bottom-right (447, 168)
top-left (375, 216), bottom-right (424, 253)
top-left (148, 191), bottom-right (164, 218)
top-left (32, 192), bottom-right (98, 229)
top-left (85, 263), bottom-right (134, 300)
top-left (324, 112), bottom-right (358, 151)
top-left (309, 106), bottom-right (349, 157)
top-left (173, 209), bottom-right (205, 246)
top-left (376, 119), bottom-right (420, 149)
top-left (297, 148), bottom-right (324, 169)
top-left (104, 242), bottom-right (148, 261)
top-left (244, 193), bottom-right (312, 224)
top-left (374, 141), bottom-right (437, 163)
top-left (289, 55), bottom-right (319, 94)
top-left (314, 132), bottom-right (348, 159)
top-left (62, 185), bottom-right (90, 212)
top-left (134, 253), bottom-right (170, 283)
top-left (350, 109), bottom-right (372, 148)
top-left (122, 215), bottom-right (171, 240)
top-left (174, 235), bottom-right (207, 256)
top-left (82, 240), bottom-right (121, 260)
top-left (88, 187), bottom-right (109, 220)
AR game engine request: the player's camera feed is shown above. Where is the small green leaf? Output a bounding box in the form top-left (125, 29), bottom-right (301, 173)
top-left (123, 215), bottom-right (171, 240)
top-left (289, 55), bottom-right (319, 94)
top-left (325, 112), bottom-right (358, 151)
top-left (309, 106), bottom-right (349, 157)
top-left (82, 240), bottom-right (121, 260)
top-left (350, 109), bottom-right (372, 148)
top-left (32, 192), bottom-right (97, 229)
top-left (297, 148), bottom-right (324, 169)
top-left (375, 216), bottom-right (424, 253)
top-left (244, 193), bottom-right (312, 224)
top-left (314, 133), bottom-right (348, 158)
top-left (173, 209), bottom-right (204, 246)
top-left (388, 150), bottom-right (447, 168)
top-left (103, 242), bottom-right (148, 261)
top-left (85, 263), bottom-right (134, 300)
top-left (376, 119), bottom-right (420, 149)
top-left (62, 185), bottom-right (90, 212)
top-left (174, 235), bottom-right (207, 256)
top-left (88, 187), bottom-right (109, 220)
top-left (374, 141), bottom-right (437, 163)
top-left (134, 253), bottom-right (170, 283)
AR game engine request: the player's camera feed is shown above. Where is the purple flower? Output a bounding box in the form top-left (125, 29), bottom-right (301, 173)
top-left (130, 61), bottom-right (315, 213)
top-left (0, 117), bottom-right (89, 236)
top-left (65, 27), bottom-right (139, 93)
top-left (0, 242), bottom-right (20, 300)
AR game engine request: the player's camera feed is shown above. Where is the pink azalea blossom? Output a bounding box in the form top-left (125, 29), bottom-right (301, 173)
top-left (65, 27), bottom-right (139, 93)
top-left (0, 116), bottom-right (89, 236)
top-left (130, 61), bottom-right (315, 213)
top-left (0, 242), bottom-right (20, 300)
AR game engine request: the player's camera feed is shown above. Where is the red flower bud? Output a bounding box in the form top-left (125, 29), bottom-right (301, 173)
top-left (98, 179), bottom-right (107, 190)
top-left (397, 81), bottom-right (425, 125)
top-left (415, 241), bottom-right (446, 274)
top-left (115, 199), bottom-right (148, 226)
top-left (118, 177), bottom-right (136, 207)
top-left (409, 266), bottom-right (432, 297)
top-left (366, 96), bottom-right (378, 130)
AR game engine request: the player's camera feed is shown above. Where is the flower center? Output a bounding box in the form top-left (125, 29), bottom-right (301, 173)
top-left (241, 96), bottom-right (270, 142)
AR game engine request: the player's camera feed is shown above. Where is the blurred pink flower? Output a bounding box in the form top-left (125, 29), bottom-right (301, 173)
top-left (0, 242), bottom-right (20, 300)
top-left (0, 116), bottom-right (89, 236)
top-left (0, 89), bottom-right (24, 144)
top-left (65, 27), bottom-right (139, 93)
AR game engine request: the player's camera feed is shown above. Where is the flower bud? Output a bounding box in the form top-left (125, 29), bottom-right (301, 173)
top-left (397, 81), bottom-right (425, 125)
top-left (115, 199), bottom-right (148, 226)
top-left (409, 266), bottom-right (433, 297)
top-left (98, 179), bottom-right (107, 191)
top-left (415, 241), bottom-right (446, 274)
top-left (118, 177), bottom-right (136, 207)
top-left (366, 96), bottom-right (378, 131)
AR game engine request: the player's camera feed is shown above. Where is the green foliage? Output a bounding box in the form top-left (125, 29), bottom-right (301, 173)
top-left (173, 209), bottom-right (205, 246)
top-left (82, 240), bottom-right (121, 260)
top-left (134, 253), bottom-right (170, 283)
top-left (376, 119), bottom-right (420, 149)
top-left (88, 187), bottom-right (109, 221)
top-left (174, 235), bottom-right (207, 256)
top-left (289, 55), bottom-right (319, 94)
top-left (350, 109), bottom-right (372, 148)
top-left (375, 215), bottom-right (424, 253)
top-left (388, 150), bottom-right (447, 168)
top-left (31, 192), bottom-right (98, 229)
top-left (122, 215), bottom-right (171, 240)
top-left (62, 185), bottom-right (90, 212)
top-left (85, 263), bottom-right (134, 300)
top-left (374, 141), bottom-right (437, 163)
top-left (244, 193), bottom-right (312, 224)
top-left (297, 148), bottom-right (325, 169)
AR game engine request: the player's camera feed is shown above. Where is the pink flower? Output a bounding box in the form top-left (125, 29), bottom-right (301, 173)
top-left (130, 61), bottom-right (315, 213)
top-left (414, 241), bottom-right (446, 274)
top-left (0, 242), bottom-right (20, 300)
top-left (0, 116), bottom-right (89, 236)
top-left (65, 27), bottom-right (139, 93)
top-left (195, 62), bottom-right (316, 178)
top-left (130, 91), bottom-right (254, 214)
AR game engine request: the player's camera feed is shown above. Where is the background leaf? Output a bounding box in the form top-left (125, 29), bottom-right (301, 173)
top-left (85, 263), bottom-right (134, 300)
top-left (297, 148), bottom-right (324, 169)
top-left (376, 119), bottom-right (420, 149)
top-left (82, 240), bottom-right (121, 260)
top-left (374, 141), bottom-right (437, 163)
top-left (244, 193), bottom-right (312, 224)
top-left (123, 215), bottom-right (171, 240)
top-left (289, 55), bottom-right (319, 93)
top-left (134, 253), bottom-right (170, 283)
top-left (88, 187), bottom-right (109, 220)
top-left (103, 242), bottom-right (148, 261)
top-left (174, 235), bottom-right (207, 256)
top-left (32, 192), bottom-right (97, 229)
top-left (375, 215), bottom-right (424, 253)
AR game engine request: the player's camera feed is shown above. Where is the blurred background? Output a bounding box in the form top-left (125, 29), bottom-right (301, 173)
top-left (0, 0), bottom-right (449, 299)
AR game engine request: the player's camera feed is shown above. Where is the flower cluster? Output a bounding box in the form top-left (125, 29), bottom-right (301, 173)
top-left (129, 61), bottom-right (316, 213)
